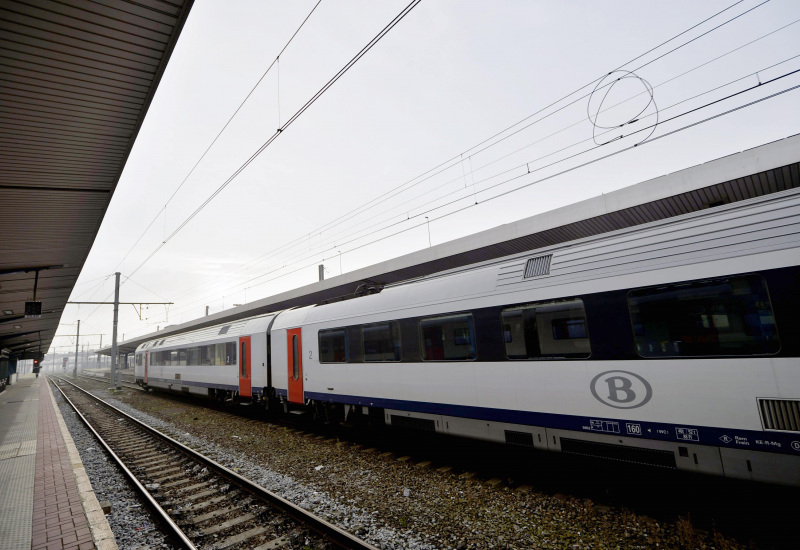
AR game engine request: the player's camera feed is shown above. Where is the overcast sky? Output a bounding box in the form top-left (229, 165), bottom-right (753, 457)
top-left (50, 0), bottom-right (800, 355)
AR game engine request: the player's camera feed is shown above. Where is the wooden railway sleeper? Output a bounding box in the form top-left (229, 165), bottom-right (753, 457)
top-left (217, 526), bottom-right (270, 550)
top-left (133, 455), bottom-right (174, 468)
top-left (172, 482), bottom-right (214, 496)
top-left (198, 512), bottom-right (256, 536)
top-left (182, 505), bottom-right (239, 525)
top-left (181, 495), bottom-right (227, 513)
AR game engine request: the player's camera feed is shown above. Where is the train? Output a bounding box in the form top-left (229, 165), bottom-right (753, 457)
top-left (135, 187), bottom-right (800, 486)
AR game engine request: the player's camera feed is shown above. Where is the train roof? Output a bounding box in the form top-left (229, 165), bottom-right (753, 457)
top-left (296, 185), bottom-right (800, 326)
top-left (135, 313), bottom-right (276, 352)
top-left (111, 133), bottom-right (800, 356)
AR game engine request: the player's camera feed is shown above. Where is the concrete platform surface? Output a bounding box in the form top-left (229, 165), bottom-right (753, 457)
top-left (0, 375), bottom-right (117, 550)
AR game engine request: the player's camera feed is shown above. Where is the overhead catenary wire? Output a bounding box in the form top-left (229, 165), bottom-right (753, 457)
top-left (150, 0), bottom-right (779, 310)
top-left (111, 0), bottom-right (325, 275)
top-left (79, 1), bottom-right (788, 335)
top-left (290, 0), bottom-right (764, 240)
top-left (163, 46), bottom-right (800, 312)
top-left (71, 0), bottom-right (421, 331)
top-left (124, 0), bottom-right (423, 283)
top-left (171, 0), bottom-right (770, 290)
top-left (130, 65), bottom-right (800, 331)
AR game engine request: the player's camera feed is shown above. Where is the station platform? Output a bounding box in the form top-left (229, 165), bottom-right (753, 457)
top-left (0, 375), bottom-right (117, 550)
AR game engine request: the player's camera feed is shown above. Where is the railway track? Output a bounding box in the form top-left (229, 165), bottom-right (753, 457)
top-left (74, 371), bottom-right (143, 392)
top-left (50, 376), bottom-right (379, 550)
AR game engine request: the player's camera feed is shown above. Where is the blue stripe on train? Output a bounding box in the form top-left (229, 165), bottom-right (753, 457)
top-left (303, 390), bottom-right (800, 457)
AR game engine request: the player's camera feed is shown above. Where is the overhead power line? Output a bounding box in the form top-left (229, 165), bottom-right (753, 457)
top-left (136, 65), bottom-right (800, 328)
top-left (112, 0), bottom-right (325, 274)
top-left (126, 0), bottom-right (423, 282)
top-left (157, 0), bottom-right (769, 301)
top-left (162, 18), bottom-right (800, 311)
top-left (73, 0), bottom-right (421, 331)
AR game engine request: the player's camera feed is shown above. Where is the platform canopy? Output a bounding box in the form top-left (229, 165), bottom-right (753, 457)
top-left (0, 0), bottom-right (194, 361)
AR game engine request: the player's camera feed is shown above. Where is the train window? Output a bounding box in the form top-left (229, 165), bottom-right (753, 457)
top-left (628, 274), bottom-right (780, 357)
top-left (241, 341), bottom-right (247, 377)
top-left (200, 345), bottom-right (213, 365)
top-left (420, 314), bottom-right (476, 361)
top-left (187, 347), bottom-right (199, 366)
top-left (501, 299), bottom-right (591, 359)
top-left (215, 343), bottom-right (228, 366)
top-left (319, 329), bottom-right (348, 363)
top-left (135, 354), bottom-right (142, 367)
top-left (363, 322), bottom-right (401, 362)
top-left (169, 350), bottom-right (179, 366)
top-left (292, 334), bottom-right (299, 380)
top-left (226, 342), bottom-right (237, 365)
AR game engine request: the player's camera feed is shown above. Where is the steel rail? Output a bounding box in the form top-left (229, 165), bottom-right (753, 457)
top-left (51, 375), bottom-right (381, 550)
top-left (49, 375), bottom-right (198, 550)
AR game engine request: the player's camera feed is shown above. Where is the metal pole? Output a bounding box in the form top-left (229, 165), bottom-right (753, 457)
top-left (111, 272), bottom-right (120, 390)
top-left (425, 217), bottom-right (431, 247)
top-left (73, 320), bottom-right (79, 379)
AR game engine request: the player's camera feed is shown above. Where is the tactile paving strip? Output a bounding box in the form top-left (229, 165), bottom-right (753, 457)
top-left (0, 378), bottom-right (40, 550)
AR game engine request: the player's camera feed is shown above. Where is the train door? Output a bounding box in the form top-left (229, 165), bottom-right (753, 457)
top-left (239, 336), bottom-right (251, 398)
top-left (287, 328), bottom-right (303, 403)
top-left (144, 351), bottom-right (148, 384)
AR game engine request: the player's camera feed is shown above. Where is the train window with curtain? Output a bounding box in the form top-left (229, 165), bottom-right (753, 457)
top-left (628, 274), bottom-right (780, 357)
top-left (215, 343), bottom-right (227, 366)
top-left (420, 314), bottom-right (476, 361)
top-left (363, 322), bottom-right (401, 362)
top-left (501, 299), bottom-right (591, 359)
top-left (319, 328), bottom-right (348, 363)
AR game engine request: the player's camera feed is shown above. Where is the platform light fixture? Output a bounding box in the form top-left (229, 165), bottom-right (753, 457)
top-left (3, 309), bottom-right (13, 315)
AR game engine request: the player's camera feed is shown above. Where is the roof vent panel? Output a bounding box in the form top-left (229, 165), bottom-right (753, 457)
top-left (523, 254), bottom-right (552, 278)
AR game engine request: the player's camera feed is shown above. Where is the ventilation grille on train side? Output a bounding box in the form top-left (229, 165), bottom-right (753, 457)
top-left (523, 254), bottom-right (552, 278)
top-left (561, 438), bottom-right (677, 469)
top-left (390, 415), bottom-right (436, 432)
top-left (758, 399), bottom-right (800, 432)
top-left (504, 430), bottom-right (534, 447)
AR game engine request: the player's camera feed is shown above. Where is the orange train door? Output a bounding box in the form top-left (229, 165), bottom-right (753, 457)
top-left (239, 336), bottom-right (251, 398)
top-left (144, 351), bottom-right (148, 384)
top-left (287, 328), bottom-right (303, 404)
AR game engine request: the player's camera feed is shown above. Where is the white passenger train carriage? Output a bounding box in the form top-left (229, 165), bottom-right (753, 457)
top-left (135, 314), bottom-right (275, 400)
top-left (135, 186), bottom-right (800, 486)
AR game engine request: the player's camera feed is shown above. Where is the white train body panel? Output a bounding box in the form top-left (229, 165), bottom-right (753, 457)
top-left (293, 190), bottom-right (800, 484)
